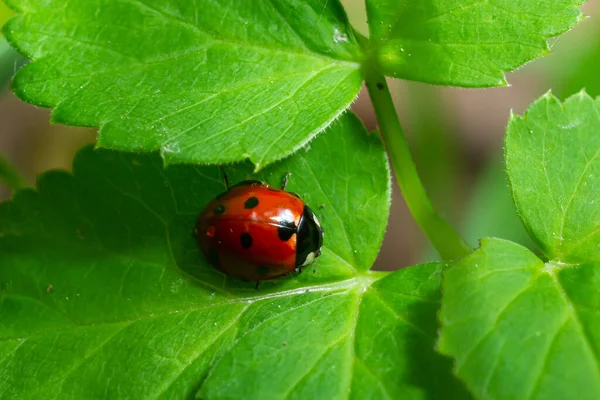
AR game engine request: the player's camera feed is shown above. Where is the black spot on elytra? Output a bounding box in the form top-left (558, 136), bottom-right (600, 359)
top-left (207, 247), bottom-right (220, 267)
top-left (244, 197), bottom-right (259, 209)
top-left (240, 232), bottom-right (253, 248)
top-left (214, 204), bottom-right (226, 215)
top-left (256, 266), bottom-right (270, 276)
top-left (376, 82), bottom-right (385, 90)
top-left (278, 220), bottom-right (296, 241)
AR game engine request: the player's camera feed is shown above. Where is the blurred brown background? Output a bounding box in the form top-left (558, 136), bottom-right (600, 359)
top-left (1, 1), bottom-right (599, 269)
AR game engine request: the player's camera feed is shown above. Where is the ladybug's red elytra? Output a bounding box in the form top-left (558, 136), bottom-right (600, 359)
top-left (194, 178), bottom-right (324, 282)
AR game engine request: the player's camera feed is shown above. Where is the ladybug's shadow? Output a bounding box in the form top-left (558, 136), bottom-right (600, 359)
top-left (174, 241), bottom-right (337, 297)
top-left (178, 252), bottom-right (301, 294)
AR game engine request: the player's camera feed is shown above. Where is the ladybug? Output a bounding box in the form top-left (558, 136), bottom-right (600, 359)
top-left (194, 174), bottom-right (324, 283)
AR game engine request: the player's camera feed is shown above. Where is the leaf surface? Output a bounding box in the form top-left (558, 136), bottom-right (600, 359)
top-left (439, 238), bottom-right (600, 400)
top-left (3, 0), bottom-right (362, 168)
top-left (506, 92), bottom-right (600, 263)
top-left (439, 92), bottom-right (600, 399)
top-left (365, 0), bottom-right (585, 87)
top-left (0, 113), bottom-right (465, 399)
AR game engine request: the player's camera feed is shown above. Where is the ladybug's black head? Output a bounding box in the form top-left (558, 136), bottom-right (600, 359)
top-left (295, 205), bottom-right (324, 268)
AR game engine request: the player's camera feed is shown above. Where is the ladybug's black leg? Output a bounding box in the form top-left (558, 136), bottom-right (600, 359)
top-left (281, 172), bottom-right (290, 191)
top-left (312, 255), bottom-right (321, 274)
top-left (220, 167), bottom-right (230, 190)
top-left (318, 205), bottom-right (325, 228)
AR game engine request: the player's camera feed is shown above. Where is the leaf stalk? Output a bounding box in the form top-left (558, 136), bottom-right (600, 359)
top-left (363, 65), bottom-right (471, 261)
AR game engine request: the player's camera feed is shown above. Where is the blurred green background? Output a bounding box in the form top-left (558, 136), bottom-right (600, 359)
top-left (1, 1), bottom-right (599, 268)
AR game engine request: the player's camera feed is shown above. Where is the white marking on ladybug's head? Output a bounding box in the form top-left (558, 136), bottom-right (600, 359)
top-left (313, 213), bottom-right (321, 229)
top-left (300, 251), bottom-right (316, 267)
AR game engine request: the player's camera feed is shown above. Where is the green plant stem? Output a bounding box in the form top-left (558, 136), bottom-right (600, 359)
top-left (0, 153), bottom-right (28, 192)
top-left (363, 66), bottom-right (471, 260)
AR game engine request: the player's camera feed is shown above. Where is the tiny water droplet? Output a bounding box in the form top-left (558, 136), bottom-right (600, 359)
top-left (332, 28), bottom-right (348, 44)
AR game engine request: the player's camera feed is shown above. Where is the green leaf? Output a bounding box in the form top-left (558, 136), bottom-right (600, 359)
top-left (3, 0), bottom-right (362, 169)
top-left (439, 92), bottom-right (600, 399)
top-left (202, 263), bottom-right (470, 400)
top-left (365, 0), bottom-right (585, 87)
top-left (0, 112), bottom-right (465, 398)
top-left (506, 92), bottom-right (600, 264)
top-left (439, 238), bottom-right (600, 400)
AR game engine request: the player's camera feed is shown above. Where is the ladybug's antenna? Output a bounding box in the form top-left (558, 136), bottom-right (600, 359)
top-left (281, 172), bottom-right (290, 191)
top-left (220, 167), bottom-right (230, 190)
top-left (318, 204), bottom-right (326, 226)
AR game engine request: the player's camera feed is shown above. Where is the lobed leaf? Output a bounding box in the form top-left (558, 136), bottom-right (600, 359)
top-left (201, 263), bottom-right (470, 400)
top-left (506, 92), bottom-right (600, 264)
top-left (2, 0), bottom-right (363, 168)
top-left (439, 92), bottom-right (600, 399)
top-left (439, 238), bottom-right (600, 400)
top-left (365, 0), bottom-right (586, 87)
top-left (0, 113), bottom-right (465, 398)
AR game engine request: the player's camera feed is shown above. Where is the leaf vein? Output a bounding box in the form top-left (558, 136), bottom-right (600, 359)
top-left (0, 279), bottom-right (358, 343)
top-left (371, 289), bottom-right (433, 340)
top-left (558, 145), bottom-right (600, 258)
top-left (546, 270), bottom-right (600, 380)
top-left (527, 315), bottom-right (570, 399)
top-left (457, 272), bottom-right (540, 368)
top-left (152, 304), bottom-right (251, 399)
